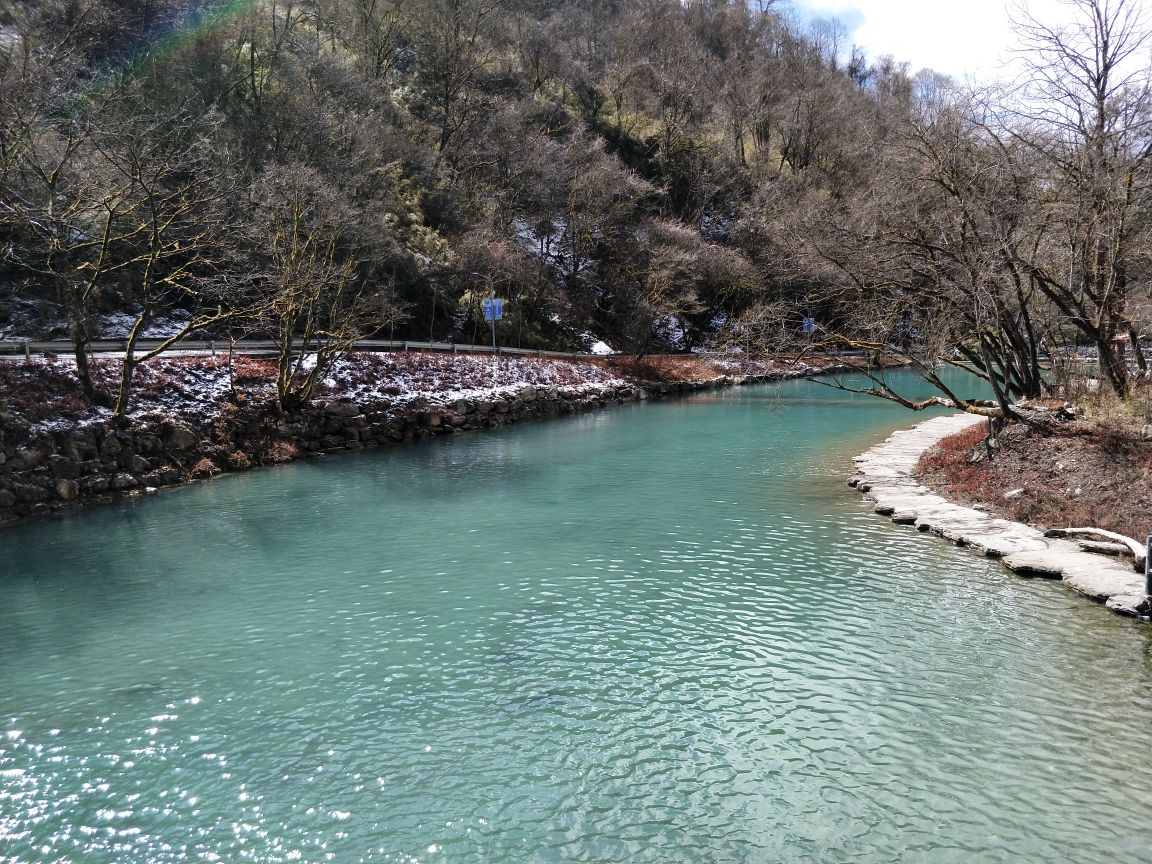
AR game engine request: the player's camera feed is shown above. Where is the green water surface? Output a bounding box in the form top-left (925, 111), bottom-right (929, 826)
top-left (2, 372), bottom-right (1151, 863)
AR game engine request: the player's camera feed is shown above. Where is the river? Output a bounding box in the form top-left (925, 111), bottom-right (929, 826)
top-left (2, 371), bottom-right (1151, 863)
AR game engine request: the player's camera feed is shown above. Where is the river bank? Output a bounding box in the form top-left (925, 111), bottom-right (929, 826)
top-left (0, 350), bottom-right (846, 527)
top-left (851, 414), bottom-right (1149, 619)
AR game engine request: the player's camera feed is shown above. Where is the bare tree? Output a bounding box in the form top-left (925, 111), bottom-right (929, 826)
top-left (1006, 0), bottom-right (1152, 398)
top-left (250, 164), bottom-right (388, 411)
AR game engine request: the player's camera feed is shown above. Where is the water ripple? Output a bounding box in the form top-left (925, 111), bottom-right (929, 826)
top-left (3, 377), bottom-right (1152, 863)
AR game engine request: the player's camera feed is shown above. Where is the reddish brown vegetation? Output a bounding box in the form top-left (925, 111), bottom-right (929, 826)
top-left (600, 354), bottom-right (797, 383)
top-left (918, 422), bottom-right (1152, 542)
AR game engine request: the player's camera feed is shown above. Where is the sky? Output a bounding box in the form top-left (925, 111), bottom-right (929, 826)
top-left (786, 0), bottom-right (1070, 81)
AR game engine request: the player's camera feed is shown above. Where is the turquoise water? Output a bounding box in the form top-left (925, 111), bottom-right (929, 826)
top-left (2, 373), bottom-right (1151, 863)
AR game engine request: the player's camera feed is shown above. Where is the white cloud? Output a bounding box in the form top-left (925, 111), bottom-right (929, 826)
top-left (787, 0), bottom-right (1071, 81)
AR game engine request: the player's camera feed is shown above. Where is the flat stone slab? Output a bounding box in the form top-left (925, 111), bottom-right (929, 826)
top-left (1002, 549), bottom-right (1076, 577)
top-left (852, 414), bottom-right (1150, 620)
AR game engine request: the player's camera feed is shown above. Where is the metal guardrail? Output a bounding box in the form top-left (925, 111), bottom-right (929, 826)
top-left (0, 339), bottom-right (884, 365)
top-left (0, 338), bottom-right (601, 360)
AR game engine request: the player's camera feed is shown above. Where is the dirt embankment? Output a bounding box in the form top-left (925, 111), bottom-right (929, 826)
top-left (917, 420), bottom-right (1152, 543)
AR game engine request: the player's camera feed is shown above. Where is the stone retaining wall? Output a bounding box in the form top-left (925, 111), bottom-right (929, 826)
top-left (851, 413), bottom-right (1149, 619)
top-left (1, 373), bottom-right (786, 527)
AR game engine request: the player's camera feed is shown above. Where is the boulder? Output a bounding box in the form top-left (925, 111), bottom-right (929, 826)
top-left (67, 428), bottom-right (99, 459)
top-left (11, 482), bottom-right (48, 503)
top-left (101, 433), bottom-right (122, 456)
top-left (166, 424), bottom-right (198, 450)
top-left (323, 400), bottom-right (362, 418)
top-left (55, 479), bottom-right (79, 501)
top-left (11, 447), bottom-right (47, 470)
top-left (110, 473), bottom-right (139, 491)
top-left (0, 412), bottom-right (31, 440)
top-left (135, 433), bottom-right (162, 454)
top-left (81, 476), bottom-right (110, 495)
top-left (49, 456), bottom-right (82, 480)
top-left (145, 468), bottom-right (180, 486)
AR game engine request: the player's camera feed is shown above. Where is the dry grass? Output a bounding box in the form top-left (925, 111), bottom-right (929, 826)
top-left (917, 421), bottom-right (1152, 541)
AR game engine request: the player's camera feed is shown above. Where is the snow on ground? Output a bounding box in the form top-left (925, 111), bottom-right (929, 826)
top-left (323, 352), bottom-right (628, 411)
top-left (3, 350), bottom-right (632, 433)
top-left (97, 311), bottom-right (192, 339)
top-left (3, 348), bottom-right (832, 437)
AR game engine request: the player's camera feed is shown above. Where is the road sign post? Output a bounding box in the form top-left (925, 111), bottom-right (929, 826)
top-left (1146, 534), bottom-right (1151, 597)
top-left (482, 298), bottom-right (504, 357)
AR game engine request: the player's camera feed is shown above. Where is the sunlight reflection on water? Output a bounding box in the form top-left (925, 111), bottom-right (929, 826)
top-left (2, 372), bottom-right (1151, 863)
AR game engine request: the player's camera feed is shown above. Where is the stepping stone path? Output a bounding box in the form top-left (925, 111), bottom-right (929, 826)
top-left (851, 413), bottom-right (1149, 619)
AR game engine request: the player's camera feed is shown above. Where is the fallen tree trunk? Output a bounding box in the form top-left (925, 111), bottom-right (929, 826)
top-left (1046, 528), bottom-right (1147, 573)
top-left (1076, 540), bottom-right (1131, 557)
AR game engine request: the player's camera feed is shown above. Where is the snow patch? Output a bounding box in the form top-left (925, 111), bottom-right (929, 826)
top-left (98, 312), bottom-right (192, 339)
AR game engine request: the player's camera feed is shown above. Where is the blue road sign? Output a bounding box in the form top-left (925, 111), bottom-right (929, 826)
top-left (802, 316), bottom-right (815, 335)
top-left (483, 299), bottom-right (504, 321)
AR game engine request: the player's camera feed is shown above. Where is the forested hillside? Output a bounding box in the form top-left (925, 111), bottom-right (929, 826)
top-left (1, 0), bottom-right (1149, 418)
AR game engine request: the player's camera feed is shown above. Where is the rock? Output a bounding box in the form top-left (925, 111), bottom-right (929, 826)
top-left (1001, 550), bottom-right (1068, 578)
top-left (166, 424), bottom-right (198, 450)
top-left (49, 456), bottom-right (81, 480)
top-left (81, 476), bottom-right (110, 495)
top-left (452, 398), bottom-right (474, 415)
top-left (1106, 593), bottom-right (1151, 617)
top-left (477, 401), bottom-right (495, 414)
top-left (110, 473), bottom-right (139, 491)
top-left (144, 468), bottom-right (180, 486)
top-left (135, 433), bottom-right (162, 454)
top-left (421, 412), bottom-right (442, 428)
top-left (1142, 424), bottom-right (1152, 441)
top-left (323, 400), bottom-right (362, 418)
top-left (55, 479), bottom-right (79, 501)
top-left (12, 482), bottom-right (49, 503)
top-left (1003, 488), bottom-right (1025, 500)
top-left (0, 489), bottom-right (16, 508)
top-left (101, 433), bottom-right (122, 456)
top-left (12, 447), bottom-right (47, 470)
top-left (1063, 561), bottom-right (1145, 602)
top-left (128, 455), bottom-right (150, 474)
top-left (68, 429), bottom-right (99, 459)
top-left (0, 412), bottom-right (31, 439)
